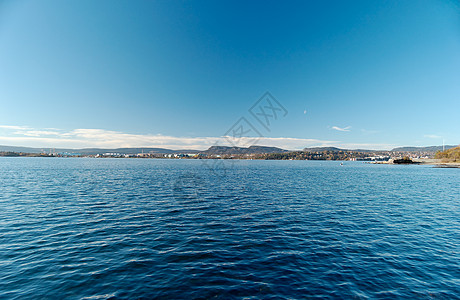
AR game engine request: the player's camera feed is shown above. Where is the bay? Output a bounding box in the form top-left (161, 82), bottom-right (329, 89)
top-left (0, 158), bottom-right (459, 299)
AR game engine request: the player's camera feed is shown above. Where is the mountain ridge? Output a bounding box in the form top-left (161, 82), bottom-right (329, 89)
top-left (1, 144), bottom-right (458, 155)
top-left (391, 145), bottom-right (457, 152)
top-left (0, 145), bottom-right (200, 155)
top-left (202, 145), bottom-right (289, 155)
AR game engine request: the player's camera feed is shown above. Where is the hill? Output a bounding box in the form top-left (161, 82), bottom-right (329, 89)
top-left (0, 145), bottom-right (200, 155)
top-left (434, 146), bottom-right (460, 162)
top-left (0, 145), bottom-right (44, 153)
top-left (74, 148), bottom-right (200, 155)
top-left (391, 145), bottom-right (457, 152)
top-left (302, 147), bottom-right (376, 152)
top-left (202, 145), bottom-right (288, 155)
top-left (2, 144), bottom-right (458, 156)
top-left (303, 147), bottom-right (342, 152)
top-left (0, 144), bottom-right (286, 156)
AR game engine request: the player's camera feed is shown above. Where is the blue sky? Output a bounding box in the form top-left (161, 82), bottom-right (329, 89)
top-left (0, 0), bottom-right (459, 150)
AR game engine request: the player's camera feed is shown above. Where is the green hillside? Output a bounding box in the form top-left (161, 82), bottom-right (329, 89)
top-left (435, 146), bottom-right (460, 162)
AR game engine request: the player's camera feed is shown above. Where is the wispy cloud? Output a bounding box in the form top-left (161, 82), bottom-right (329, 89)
top-left (15, 130), bottom-right (63, 137)
top-left (360, 129), bottom-right (379, 135)
top-left (0, 125), bottom-right (31, 130)
top-left (331, 126), bottom-right (351, 132)
top-left (338, 143), bottom-right (396, 151)
top-left (0, 125), bottom-right (339, 150)
top-left (0, 124), bottom-right (394, 150)
top-left (424, 134), bottom-right (442, 139)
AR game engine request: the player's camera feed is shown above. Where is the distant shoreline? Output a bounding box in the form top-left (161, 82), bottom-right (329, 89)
top-left (414, 158), bottom-right (460, 168)
top-left (1, 154), bottom-right (459, 168)
top-left (370, 158), bottom-right (460, 168)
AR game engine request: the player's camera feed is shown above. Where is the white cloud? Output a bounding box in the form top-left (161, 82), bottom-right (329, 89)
top-left (337, 143), bottom-right (396, 150)
top-left (222, 136), bottom-right (338, 150)
top-left (331, 126), bottom-right (351, 132)
top-left (0, 125), bottom-right (30, 130)
top-left (15, 130), bottom-right (63, 137)
top-left (0, 124), bottom-right (394, 150)
top-left (424, 134), bottom-right (442, 139)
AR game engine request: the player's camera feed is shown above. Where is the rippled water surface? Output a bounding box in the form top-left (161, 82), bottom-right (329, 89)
top-left (0, 158), bottom-right (459, 299)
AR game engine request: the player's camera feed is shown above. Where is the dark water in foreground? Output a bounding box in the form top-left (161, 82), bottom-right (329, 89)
top-left (0, 158), bottom-right (459, 299)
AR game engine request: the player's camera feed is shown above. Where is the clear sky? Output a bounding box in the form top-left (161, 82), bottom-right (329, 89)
top-left (1, 0), bottom-right (459, 150)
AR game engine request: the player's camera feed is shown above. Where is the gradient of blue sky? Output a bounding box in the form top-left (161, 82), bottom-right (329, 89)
top-left (0, 0), bottom-right (459, 149)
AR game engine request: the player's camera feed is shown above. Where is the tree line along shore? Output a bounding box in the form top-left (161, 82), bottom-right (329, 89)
top-left (2, 146), bottom-right (459, 163)
top-left (434, 146), bottom-right (460, 162)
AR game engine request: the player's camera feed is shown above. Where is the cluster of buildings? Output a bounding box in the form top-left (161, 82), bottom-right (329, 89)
top-left (92, 152), bottom-right (199, 159)
top-left (37, 147), bottom-right (439, 161)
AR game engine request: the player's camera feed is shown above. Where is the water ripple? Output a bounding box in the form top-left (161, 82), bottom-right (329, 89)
top-left (0, 158), bottom-right (459, 299)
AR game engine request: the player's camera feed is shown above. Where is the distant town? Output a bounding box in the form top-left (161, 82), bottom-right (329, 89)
top-left (1, 144), bottom-right (458, 162)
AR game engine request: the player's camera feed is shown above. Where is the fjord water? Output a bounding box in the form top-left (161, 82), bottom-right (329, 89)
top-left (0, 158), bottom-right (459, 299)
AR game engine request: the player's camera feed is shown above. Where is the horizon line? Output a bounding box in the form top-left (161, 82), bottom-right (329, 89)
top-left (1, 124), bottom-right (456, 151)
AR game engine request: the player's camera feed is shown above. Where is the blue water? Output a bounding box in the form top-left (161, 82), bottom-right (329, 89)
top-left (0, 158), bottom-right (459, 299)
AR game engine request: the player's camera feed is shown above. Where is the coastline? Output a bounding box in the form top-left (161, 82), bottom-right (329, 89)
top-left (367, 158), bottom-right (460, 168)
top-left (414, 159), bottom-right (460, 168)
